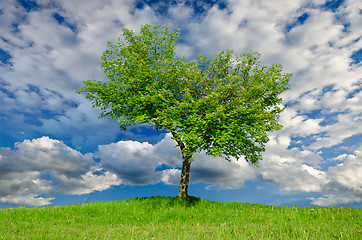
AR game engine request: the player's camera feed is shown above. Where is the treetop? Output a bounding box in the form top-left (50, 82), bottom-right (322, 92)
top-left (77, 24), bottom-right (292, 165)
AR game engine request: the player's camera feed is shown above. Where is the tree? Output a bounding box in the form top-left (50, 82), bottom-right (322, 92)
top-left (77, 24), bottom-right (292, 198)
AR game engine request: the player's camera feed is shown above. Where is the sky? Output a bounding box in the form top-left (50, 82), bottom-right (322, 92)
top-left (0, 0), bottom-right (361, 209)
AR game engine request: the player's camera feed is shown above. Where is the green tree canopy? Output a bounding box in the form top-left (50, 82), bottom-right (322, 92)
top-left (77, 24), bottom-right (292, 198)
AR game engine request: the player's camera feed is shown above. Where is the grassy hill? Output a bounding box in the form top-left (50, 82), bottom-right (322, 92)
top-left (1, 196), bottom-right (361, 239)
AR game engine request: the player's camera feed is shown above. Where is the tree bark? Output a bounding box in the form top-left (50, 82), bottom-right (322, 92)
top-left (178, 155), bottom-right (191, 198)
top-left (169, 129), bottom-right (192, 199)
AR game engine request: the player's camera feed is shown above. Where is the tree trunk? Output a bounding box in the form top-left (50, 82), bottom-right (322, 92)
top-left (169, 129), bottom-right (193, 199)
top-left (178, 155), bottom-right (191, 198)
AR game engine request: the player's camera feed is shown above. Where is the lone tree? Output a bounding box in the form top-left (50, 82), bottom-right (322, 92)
top-left (77, 24), bottom-right (291, 198)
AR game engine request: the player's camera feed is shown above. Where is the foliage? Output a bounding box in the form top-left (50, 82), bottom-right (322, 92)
top-left (1, 197), bottom-right (361, 239)
top-left (77, 24), bottom-right (291, 165)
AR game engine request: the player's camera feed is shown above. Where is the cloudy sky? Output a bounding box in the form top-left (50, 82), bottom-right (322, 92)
top-left (0, 0), bottom-right (361, 208)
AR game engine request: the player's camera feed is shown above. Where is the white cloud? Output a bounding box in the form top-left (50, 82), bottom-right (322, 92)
top-left (328, 159), bottom-right (362, 192)
top-left (0, 137), bottom-right (120, 206)
top-left (1, 132), bottom-right (361, 206)
top-left (94, 131), bottom-right (360, 207)
top-left (0, 133), bottom-right (259, 206)
top-left (309, 112), bottom-right (362, 150)
top-left (160, 168), bottom-right (181, 185)
top-left (0, 195), bottom-right (55, 207)
top-left (310, 146), bottom-right (362, 206)
top-left (168, 4), bottom-right (193, 20)
top-left (310, 193), bottom-right (361, 206)
top-left (278, 108), bottom-right (324, 138)
top-left (257, 132), bottom-right (328, 192)
top-left (95, 133), bottom-right (257, 189)
top-left (190, 154), bottom-right (257, 189)
top-left (96, 139), bottom-right (164, 185)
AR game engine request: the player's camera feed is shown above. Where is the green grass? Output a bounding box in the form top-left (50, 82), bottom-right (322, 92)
top-left (0, 196), bottom-right (361, 239)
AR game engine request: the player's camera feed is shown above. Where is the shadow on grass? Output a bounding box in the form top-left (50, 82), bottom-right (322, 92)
top-left (131, 196), bottom-right (203, 207)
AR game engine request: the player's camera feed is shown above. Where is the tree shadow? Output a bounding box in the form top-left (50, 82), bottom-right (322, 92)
top-left (131, 196), bottom-right (203, 208)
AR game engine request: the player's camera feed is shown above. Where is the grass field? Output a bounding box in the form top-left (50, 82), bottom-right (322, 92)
top-left (0, 196), bottom-right (361, 239)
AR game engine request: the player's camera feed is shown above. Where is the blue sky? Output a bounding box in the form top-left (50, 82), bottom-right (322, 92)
top-left (0, 0), bottom-right (361, 208)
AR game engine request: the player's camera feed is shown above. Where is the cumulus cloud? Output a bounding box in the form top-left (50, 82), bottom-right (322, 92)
top-left (95, 133), bottom-right (257, 189)
top-left (278, 108), bottom-right (324, 138)
top-left (1, 132), bottom-right (361, 207)
top-left (96, 140), bottom-right (164, 185)
top-left (310, 146), bottom-right (362, 206)
top-left (257, 132), bottom-right (328, 192)
top-left (0, 137), bottom-right (120, 206)
top-left (0, 134), bottom-right (259, 206)
top-left (309, 112), bottom-right (362, 150)
top-left (95, 132), bottom-right (362, 206)
top-left (256, 130), bottom-right (362, 206)
top-left (190, 154), bottom-right (257, 189)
